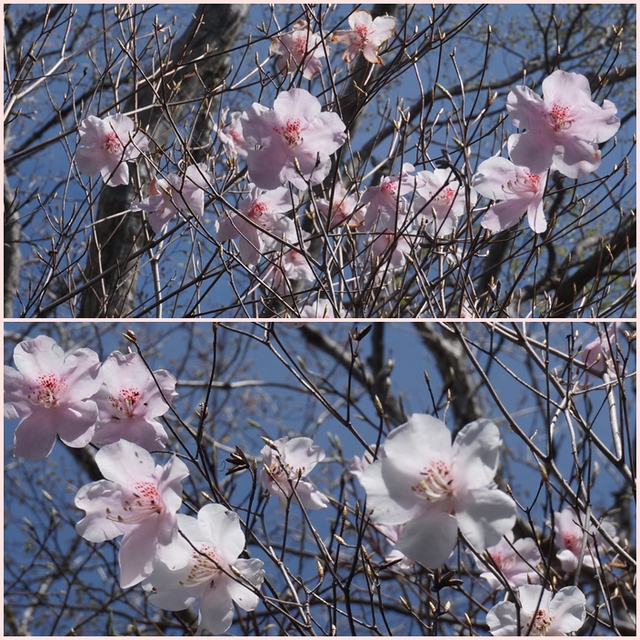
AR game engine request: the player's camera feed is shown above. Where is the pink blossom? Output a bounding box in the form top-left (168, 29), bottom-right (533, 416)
top-left (414, 168), bottom-right (475, 236)
top-left (582, 326), bottom-right (618, 379)
top-left (474, 157), bottom-right (548, 233)
top-left (132, 164), bottom-right (213, 233)
top-left (216, 185), bottom-right (298, 266)
top-left (75, 440), bottom-right (190, 588)
top-left (361, 163), bottom-right (416, 231)
top-left (299, 297), bottom-right (345, 319)
top-left (270, 20), bottom-right (327, 80)
top-left (371, 228), bottom-right (412, 270)
top-left (76, 114), bottom-right (149, 187)
top-left (91, 351), bottom-right (177, 451)
top-left (4, 335), bottom-right (103, 461)
top-left (477, 532), bottom-right (541, 591)
top-left (316, 182), bottom-right (364, 229)
top-left (260, 436), bottom-right (330, 510)
top-left (143, 504), bottom-right (265, 635)
top-left (553, 507), bottom-right (618, 573)
top-left (507, 70), bottom-right (620, 178)
top-left (332, 10), bottom-right (396, 64)
top-left (263, 248), bottom-right (315, 295)
top-left (214, 109), bottom-right (250, 158)
top-left (359, 414), bottom-right (516, 568)
top-left (487, 584), bottom-right (586, 636)
top-left (241, 89), bottom-right (347, 190)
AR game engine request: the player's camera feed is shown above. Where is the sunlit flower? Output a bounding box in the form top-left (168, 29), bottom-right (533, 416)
top-left (132, 164), bottom-right (213, 233)
top-left (216, 185), bottom-right (298, 266)
top-left (270, 20), bottom-right (327, 80)
top-left (143, 504), bottom-right (265, 635)
top-left (553, 507), bottom-right (618, 573)
top-left (260, 436), bottom-right (330, 510)
top-left (370, 228), bottom-right (412, 270)
top-left (487, 584), bottom-right (586, 636)
top-left (507, 70), bottom-right (620, 178)
top-left (91, 351), bottom-right (176, 452)
top-left (241, 89), bottom-right (347, 190)
top-left (476, 532), bottom-right (541, 591)
top-left (5, 335), bottom-right (102, 461)
top-left (75, 440), bottom-right (189, 588)
top-left (263, 248), bottom-right (315, 295)
top-left (361, 163), bottom-right (416, 231)
top-left (414, 168), bottom-right (475, 236)
top-left (215, 109), bottom-right (250, 158)
top-left (76, 114), bottom-right (149, 187)
top-left (359, 414), bottom-right (516, 568)
top-left (332, 10), bottom-right (396, 64)
top-left (299, 297), bottom-right (345, 319)
top-left (474, 157), bottom-right (548, 233)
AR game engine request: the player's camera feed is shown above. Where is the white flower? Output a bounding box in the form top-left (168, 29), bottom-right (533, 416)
top-left (75, 440), bottom-right (189, 588)
top-left (553, 507), bottom-right (618, 573)
top-left (359, 414), bottom-right (516, 568)
top-left (332, 10), bottom-right (396, 64)
top-left (487, 584), bottom-right (586, 635)
top-left (143, 504), bottom-right (264, 635)
top-left (260, 436), bottom-right (330, 510)
top-left (75, 114), bottom-right (149, 186)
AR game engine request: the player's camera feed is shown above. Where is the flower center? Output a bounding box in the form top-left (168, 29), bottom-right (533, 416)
top-left (530, 608), bottom-right (555, 635)
top-left (247, 201), bottom-right (269, 222)
top-left (381, 180), bottom-right (398, 196)
top-left (503, 171), bottom-right (541, 197)
top-left (292, 35), bottom-right (308, 58)
top-left (31, 373), bottom-right (66, 408)
top-left (434, 186), bottom-right (455, 205)
top-left (563, 530), bottom-right (583, 555)
top-left (187, 544), bottom-right (226, 586)
top-left (546, 103), bottom-right (574, 132)
top-left (412, 460), bottom-right (453, 501)
top-left (354, 24), bottom-right (371, 48)
top-left (276, 118), bottom-right (304, 147)
top-left (107, 481), bottom-right (163, 524)
top-left (110, 386), bottom-right (142, 418)
top-left (103, 131), bottom-right (123, 154)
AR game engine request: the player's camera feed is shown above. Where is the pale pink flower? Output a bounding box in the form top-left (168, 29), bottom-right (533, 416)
top-left (316, 182), bottom-right (364, 229)
top-left (359, 414), bottom-right (516, 568)
top-left (474, 157), bottom-right (548, 233)
top-left (241, 88), bottom-right (347, 190)
top-left (260, 436), bottom-right (330, 510)
top-left (487, 584), bottom-right (586, 636)
top-left (4, 335), bottom-right (103, 461)
top-left (263, 248), bottom-right (315, 295)
top-left (414, 168), bottom-right (475, 236)
top-left (299, 297), bottom-right (345, 319)
top-left (75, 440), bottom-right (189, 588)
top-left (375, 523), bottom-right (414, 569)
top-left (332, 10), bottom-right (396, 64)
top-left (76, 114), bottom-right (149, 187)
top-left (132, 164), bottom-right (213, 233)
top-left (216, 185), bottom-right (298, 266)
top-left (270, 20), bottom-right (327, 80)
top-left (553, 507), bottom-right (618, 573)
top-left (143, 504), bottom-right (265, 635)
top-left (507, 70), bottom-right (620, 178)
top-left (91, 351), bottom-right (177, 452)
top-left (370, 228), bottom-right (412, 270)
top-left (477, 532), bottom-right (541, 591)
top-left (361, 163), bottom-right (416, 231)
top-left (582, 326), bottom-right (619, 379)
top-left (214, 109), bottom-right (250, 158)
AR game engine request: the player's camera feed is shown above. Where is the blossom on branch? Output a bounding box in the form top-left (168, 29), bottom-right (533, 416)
top-left (132, 164), bottom-right (213, 233)
top-left (370, 228), bottom-right (412, 271)
top-left (474, 157), bottom-right (548, 233)
top-left (361, 163), bottom-right (416, 231)
top-left (270, 20), bottom-right (327, 80)
top-left (241, 89), bottom-right (347, 190)
top-left (332, 10), bottom-right (396, 64)
top-left (582, 326), bottom-right (619, 380)
top-left (486, 584), bottom-right (586, 636)
top-left (553, 507), bottom-right (618, 573)
top-left (214, 109), bottom-right (250, 158)
top-left (143, 504), bottom-right (265, 635)
top-left (507, 69), bottom-right (620, 178)
top-left (263, 248), bottom-right (315, 295)
top-left (260, 436), bottom-right (330, 509)
top-left (216, 185), bottom-right (299, 266)
top-left (75, 114), bottom-right (149, 187)
top-left (91, 351), bottom-right (176, 451)
top-left (359, 414), bottom-right (516, 568)
top-left (5, 335), bottom-right (102, 461)
top-left (316, 182), bottom-right (364, 229)
top-left (75, 440), bottom-right (190, 588)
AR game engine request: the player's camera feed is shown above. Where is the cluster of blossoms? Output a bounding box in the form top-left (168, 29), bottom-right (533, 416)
top-left (72, 4), bottom-right (620, 313)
